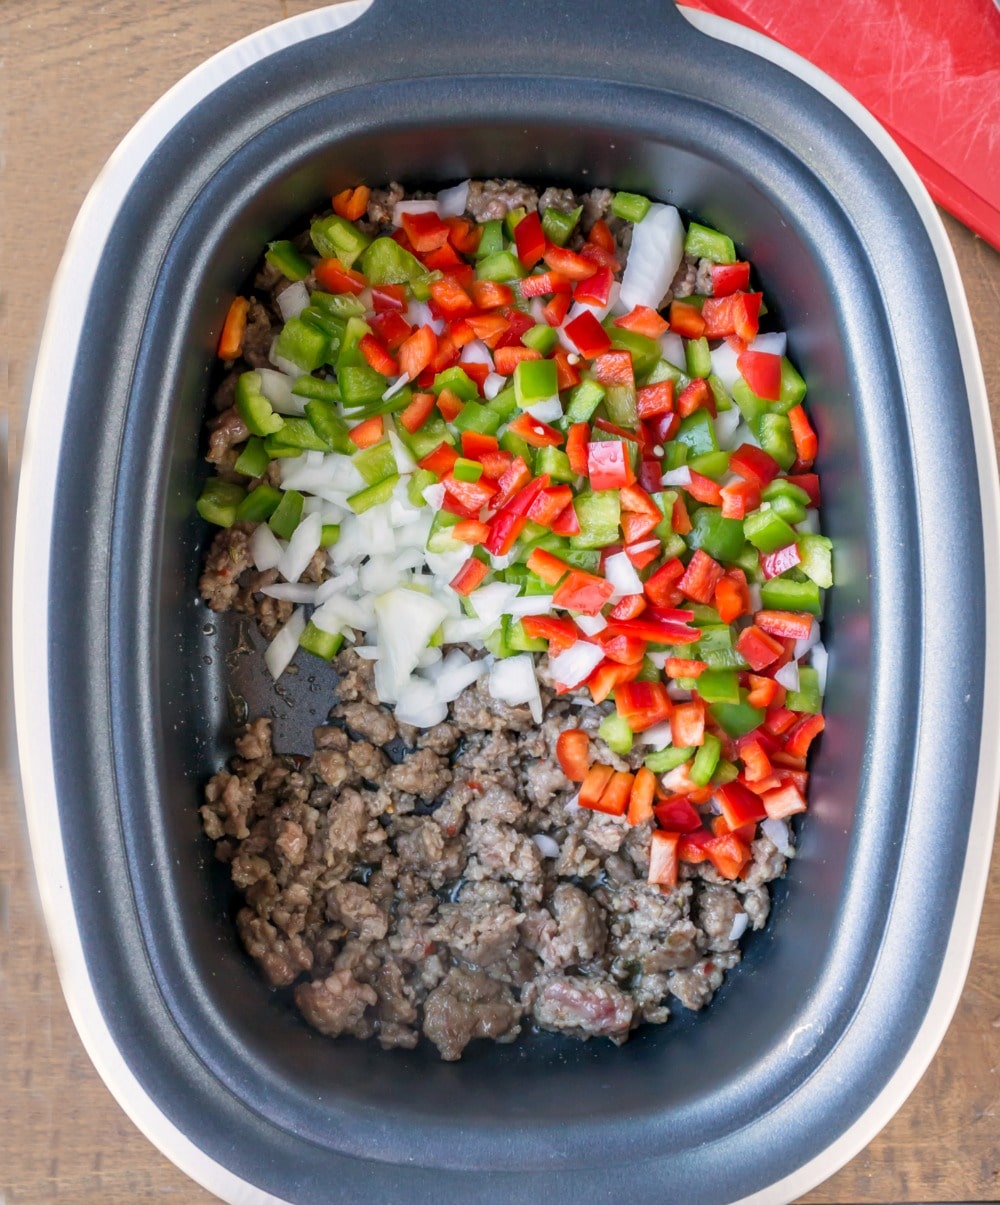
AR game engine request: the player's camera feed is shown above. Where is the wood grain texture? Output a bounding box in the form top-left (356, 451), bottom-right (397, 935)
top-left (1, 3), bottom-right (998, 1202)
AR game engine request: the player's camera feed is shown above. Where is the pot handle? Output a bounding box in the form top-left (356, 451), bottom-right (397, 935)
top-left (349, 0), bottom-right (700, 84)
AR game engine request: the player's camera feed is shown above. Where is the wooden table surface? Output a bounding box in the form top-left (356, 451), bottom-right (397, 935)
top-left (2, 3), bottom-right (999, 1201)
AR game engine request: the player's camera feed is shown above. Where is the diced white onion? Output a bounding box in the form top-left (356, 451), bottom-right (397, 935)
top-left (532, 833), bottom-right (562, 859)
top-left (460, 339), bottom-right (494, 368)
top-left (422, 482), bottom-right (447, 511)
top-left (483, 372), bottom-right (507, 399)
top-left (276, 510), bottom-right (322, 584)
top-left (387, 429), bottom-right (417, 474)
top-left (628, 539), bottom-right (660, 558)
top-left (257, 368), bottom-right (306, 416)
top-left (715, 406), bottom-right (742, 449)
top-left (636, 721), bottom-right (673, 750)
top-left (489, 653), bottom-right (543, 722)
top-left (393, 676), bottom-right (449, 728)
top-left (750, 331), bottom-right (787, 357)
top-left (619, 203), bottom-right (685, 311)
top-left (574, 613), bottom-right (608, 637)
top-left (417, 646), bottom-right (443, 668)
top-left (276, 281), bottom-right (310, 322)
top-left (710, 342), bottom-right (742, 393)
top-left (359, 556), bottom-right (402, 595)
top-left (748, 582), bottom-right (763, 612)
top-left (604, 550), bottom-right (644, 601)
top-left (506, 593), bottom-right (556, 618)
top-left (371, 587), bottom-right (450, 702)
top-left (661, 466), bottom-right (692, 487)
top-left (259, 582), bottom-right (323, 604)
top-left (249, 524), bottom-right (285, 572)
top-left (547, 641), bottom-right (605, 690)
top-left (793, 621), bottom-right (820, 659)
top-left (264, 607), bottom-right (307, 680)
top-left (353, 645), bottom-right (380, 660)
top-left (431, 648), bottom-right (489, 702)
top-left (382, 372), bottom-right (411, 401)
top-left (659, 332), bottom-right (687, 369)
top-left (811, 642), bottom-right (829, 695)
top-left (762, 817), bottom-right (795, 857)
top-left (467, 582), bottom-right (520, 627)
top-left (436, 179), bottom-right (470, 217)
top-left (392, 198), bottom-right (440, 224)
top-left (524, 397), bottom-right (563, 423)
top-left (728, 911), bottom-right (750, 942)
top-left (796, 510), bottom-right (821, 535)
top-left (646, 651), bottom-right (669, 669)
top-left (774, 660), bottom-right (800, 692)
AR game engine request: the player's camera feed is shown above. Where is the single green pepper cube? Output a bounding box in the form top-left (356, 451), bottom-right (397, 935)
top-left (743, 507), bottom-right (800, 554)
top-left (604, 383), bottom-right (638, 428)
top-left (687, 507), bottom-right (745, 564)
top-left (503, 207), bottom-right (527, 237)
top-left (514, 357), bottom-right (559, 407)
top-left (687, 450), bottom-right (731, 481)
top-left (453, 457), bottom-right (484, 483)
top-left (768, 493), bottom-right (808, 525)
top-left (475, 250), bottom-right (525, 282)
top-left (762, 478), bottom-right (812, 508)
top-left (685, 336), bottom-right (713, 380)
top-left (310, 213), bottom-right (372, 268)
top-left (704, 647), bottom-right (751, 671)
top-left (297, 307), bottom-right (345, 348)
top-left (352, 440), bottom-right (397, 486)
top-left (268, 489), bottom-right (305, 539)
top-left (265, 240), bottom-right (311, 282)
top-left (359, 236), bottom-right (426, 285)
top-left (521, 323), bottom-right (560, 356)
top-left (452, 400), bottom-right (502, 436)
top-left (233, 436), bottom-right (270, 479)
top-left (304, 399), bottom-right (352, 454)
top-left (711, 759), bottom-right (740, 785)
top-left (684, 221), bottom-right (736, 264)
top-left (347, 474), bottom-right (400, 514)
top-left (786, 665), bottom-right (823, 714)
top-left (755, 412), bottom-right (797, 470)
top-left (775, 358), bottom-right (808, 411)
top-left (394, 413), bottom-right (455, 461)
top-left (235, 372), bottom-right (285, 438)
top-left (499, 428), bottom-right (535, 466)
top-left (407, 468), bottom-right (437, 508)
top-left (686, 603), bottom-right (724, 627)
top-left (432, 366), bottom-right (479, 402)
top-left (487, 386), bottom-right (519, 423)
top-left (611, 191), bottom-right (652, 223)
top-left (564, 378), bottom-right (606, 423)
top-left (196, 477), bottom-right (246, 528)
top-left (709, 692), bottom-right (766, 738)
top-left (485, 620), bottom-right (515, 660)
top-left (676, 409), bottom-right (719, 457)
top-left (541, 205), bottom-right (582, 247)
top-left (264, 416), bottom-right (331, 453)
top-left (426, 509), bottom-right (464, 553)
top-left (320, 523), bottom-right (341, 548)
top-left (309, 290), bottom-right (366, 320)
top-left (759, 576), bottom-right (822, 614)
top-left (732, 378), bottom-right (768, 427)
top-left (475, 220), bottom-right (505, 259)
top-left (690, 732), bottom-right (723, 786)
top-left (797, 534), bottom-right (833, 589)
top-left (533, 446), bottom-right (575, 483)
top-left (635, 656), bottom-right (662, 683)
top-left (707, 373), bottom-right (733, 413)
top-left (293, 374), bottom-right (341, 404)
top-left (647, 358), bottom-right (691, 391)
top-left (299, 620), bottom-right (344, 661)
top-left (695, 624), bottom-right (734, 657)
top-left (276, 316), bottom-right (330, 372)
top-left (408, 271), bottom-right (441, 303)
top-left (235, 483), bottom-right (282, 523)
top-left (694, 668), bottom-right (741, 706)
top-left (662, 441), bottom-right (688, 471)
top-left (569, 490), bottom-right (621, 550)
top-left (599, 712), bottom-right (634, 755)
top-left (644, 746), bottom-right (693, 774)
top-left (339, 364), bottom-right (387, 409)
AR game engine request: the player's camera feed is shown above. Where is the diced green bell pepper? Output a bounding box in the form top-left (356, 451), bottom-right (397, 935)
top-left (234, 436), bottom-right (270, 479)
top-left (475, 220), bottom-right (504, 259)
top-left (759, 576), bottom-right (822, 614)
top-left (570, 490), bottom-right (621, 550)
top-left (533, 445), bottom-right (575, 483)
top-left (293, 374), bottom-right (341, 404)
top-left (541, 204), bottom-right (582, 247)
top-left (508, 617), bottom-right (547, 653)
top-left (304, 399), bottom-right (352, 454)
top-left (268, 489), bottom-right (304, 539)
top-left (644, 745), bottom-right (693, 774)
top-left (786, 665), bottom-right (822, 714)
top-left (647, 357), bottom-right (691, 392)
top-left (339, 364), bottom-right (387, 410)
top-left (755, 413), bottom-right (796, 470)
top-left (234, 484), bottom-right (281, 523)
top-left (687, 507), bottom-right (745, 563)
top-left (276, 316), bottom-right (330, 372)
top-left (453, 457), bottom-right (484, 483)
top-left (797, 534), bottom-right (833, 588)
top-left (426, 510), bottom-right (463, 553)
top-left (196, 477), bottom-right (245, 528)
top-left (347, 474), bottom-right (400, 514)
top-left (709, 691), bottom-right (765, 737)
top-left (264, 416), bottom-right (331, 454)
top-left (599, 712), bottom-right (634, 755)
top-left (693, 668), bottom-right (741, 705)
top-left (604, 383), bottom-right (638, 428)
top-left (684, 221), bottom-right (736, 264)
top-left (476, 250), bottom-right (525, 282)
top-left (514, 357), bottom-right (559, 407)
top-left (352, 440), bottom-right (397, 486)
top-left (503, 207), bottom-right (527, 237)
top-left (685, 336), bottom-right (712, 380)
top-left (711, 759), bottom-right (740, 785)
top-left (359, 236), bottom-right (426, 286)
top-left (564, 378), bottom-right (606, 423)
top-left (690, 732), bottom-right (722, 786)
top-left (687, 450), bottom-right (731, 481)
top-left (320, 523), bottom-right (340, 548)
top-left (407, 468), bottom-right (437, 508)
top-left (611, 191), bottom-right (652, 223)
top-left (675, 409), bottom-right (718, 457)
top-left (521, 323), bottom-right (560, 356)
top-left (775, 358), bottom-right (807, 412)
top-left (605, 326), bottom-right (661, 380)
top-left (265, 240), bottom-right (311, 282)
top-left (299, 621), bottom-right (344, 661)
top-left (743, 507), bottom-right (799, 554)
top-left (310, 214), bottom-right (372, 268)
top-left (236, 372), bottom-right (285, 438)
top-left (309, 289), bottom-right (367, 320)
top-left (452, 399), bottom-right (502, 436)
top-left (430, 366), bottom-right (478, 402)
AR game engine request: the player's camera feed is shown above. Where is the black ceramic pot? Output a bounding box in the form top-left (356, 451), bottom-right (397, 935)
top-left (13, 2), bottom-right (1000, 1202)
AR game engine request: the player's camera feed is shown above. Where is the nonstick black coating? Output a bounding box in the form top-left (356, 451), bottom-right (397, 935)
top-left (42, 1), bottom-right (984, 1200)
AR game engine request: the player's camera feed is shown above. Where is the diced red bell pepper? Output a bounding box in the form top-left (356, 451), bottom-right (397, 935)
top-left (477, 449), bottom-right (513, 480)
top-left (755, 610), bottom-right (814, 641)
top-left (719, 480), bottom-right (761, 520)
top-left (580, 241), bottom-right (620, 271)
top-left (332, 184), bottom-right (371, 221)
top-left (728, 443), bottom-right (781, 487)
top-left (676, 378), bottom-right (716, 420)
top-left (643, 558), bottom-right (685, 607)
top-left (429, 276), bottom-right (475, 320)
top-left (677, 828), bottom-right (714, 865)
top-left (553, 569), bottom-right (615, 615)
top-left (672, 494), bottom-right (693, 535)
top-left (543, 292), bottom-right (573, 328)
top-left (586, 441), bottom-right (635, 490)
top-left (593, 350), bottom-right (634, 387)
top-left (444, 215), bottom-right (482, 255)
top-left (398, 391), bottom-right (436, 434)
top-left (636, 380), bottom-right (674, 419)
top-left (587, 659), bottom-right (641, 703)
top-left (579, 763), bottom-right (615, 809)
top-left (764, 706), bottom-right (799, 738)
top-left (423, 241), bottom-right (467, 273)
top-left (449, 556), bottom-right (489, 596)
top-left (217, 296), bottom-right (250, 360)
top-left (669, 300), bottom-right (706, 339)
top-left (665, 657), bottom-right (707, 679)
top-left (626, 541), bottom-right (662, 571)
top-left (574, 264), bottom-right (614, 307)
top-left (442, 472), bottom-right (497, 514)
top-left (505, 472), bottom-right (552, 516)
top-left (654, 797), bottom-right (703, 834)
top-left (494, 307), bottom-right (536, 349)
top-left (588, 218), bottom-right (616, 252)
top-left (508, 412), bottom-right (564, 448)
top-left (606, 614), bottom-right (699, 646)
top-left (760, 543), bottom-right (801, 580)
top-left (371, 283), bottom-right (407, 312)
top-left (638, 458), bottom-right (665, 492)
top-left (492, 345), bottom-right (542, 375)
top-left (648, 829), bottom-right (680, 887)
top-left (452, 519), bottom-right (491, 544)
top-left (491, 456), bottom-right (531, 509)
top-left (399, 209), bottom-right (451, 252)
top-left (551, 502), bottom-right (582, 537)
top-left (514, 210), bottom-right (546, 269)
top-left (615, 305), bottom-right (671, 338)
top-left (711, 261), bottom-right (751, 298)
top-left (369, 309), bottom-right (413, 351)
top-left (619, 482), bottom-right (661, 517)
top-left (521, 614), bottom-right (580, 652)
top-left (431, 332), bottom-right (460, 374)
top-left (593, 418), bottom-right (639, 443)
top-left (347, 415), bottom-right (384, 449)
top-left (788, 404), bottom-right (818, 464)
top-left (615, 680), bottom-right (673, 732)
top-left (314, 258), bottom-right (366, 295)
top-left (460, 361), bottom-right (490, 394)
top-left (626, 767), bottom-right (657, 826)
top-left (417, 441), bottom-right (459, 477)
top-left (552, 346), bottom-right (581, 390)
top-left (685, 470), bottom-right (723, 506)
top-left (460, 430), bottom-right (499, 461)
top-left (760, 781), bottom-right (807, 820)
top-left (703, 831), bottom-right (753, 879)
top-left (737, 350), bottom-right (782, 401)
top-left (566, 422), bottom-right (590, 476)
top-left (739, 737), bottom-right (774, 784)
top-left (465, 313), bottom-right (512, 345)
top-left (677, 549), bottom-right (725, 605)
top-left (671, 699), bottom-right (706, 748)
top-left (735, 624), bottom-right (786, 672)
top-left (701, 291), bottom-right (762, 342)
top-left (435, 387), bottom-right (464, 423)
top-left (746, 674), bottom-right (783, 710)
top-left (784, 713), bottom-right (826, 759)
top-left (556, 728), bottom-right (591, 782)
top-left (519, 270), bottom-right (573, 299)
top-left (608, 593), bottom-right (646, 621)
top-left (542, 243), bottom-right (599, 281)
top-left (469, 279), bottom-right (514, 310)
top-left (594, 632), bottom-right (646, 665)
top-left (564, 310), bottom-right (612, 358)
top-left (714, 572), bottom-right (751, 623)
top-left (357, 333), bottom-right (398, 377)
top-left (398, 324), bottom-right (439, 379)
top-left (526, 484), bottom-right (575, 527)
top-left (526, 547), bottom-right (572, 586)
top-left (483, 508), bottom-right (528, 556)
top-left (621, 510), bottom-right (659, 544)
top-left (590, 770), bottom-right (634, 817)
top-left (785, 472), bottom-right (821, 508)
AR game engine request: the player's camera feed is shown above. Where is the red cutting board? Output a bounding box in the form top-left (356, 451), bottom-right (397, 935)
top-left (682, 0), bottom-right (1000, 250)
